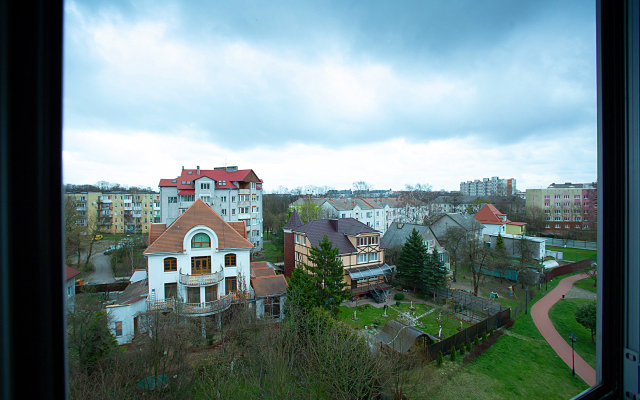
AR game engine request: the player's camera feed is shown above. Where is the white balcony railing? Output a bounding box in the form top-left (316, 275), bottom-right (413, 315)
top-left (147, 290), bottom-right (255, 316)
top-left (179, 270), bottom-right (224, 286)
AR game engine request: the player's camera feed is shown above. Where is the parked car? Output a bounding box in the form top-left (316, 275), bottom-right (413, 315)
top-left (75, 278), bottom-right (84, 287)
top-left (94, 234), bottom-right (103, 240)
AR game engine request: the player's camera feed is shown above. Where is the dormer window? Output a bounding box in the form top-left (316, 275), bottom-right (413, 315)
top-left (191, 233), bottom-right (211, 248)
top-left (188, 171), bottom-right (192, 175)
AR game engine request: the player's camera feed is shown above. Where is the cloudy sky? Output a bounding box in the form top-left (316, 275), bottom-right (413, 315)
top-left (62, 0), bottom-right (596, 193)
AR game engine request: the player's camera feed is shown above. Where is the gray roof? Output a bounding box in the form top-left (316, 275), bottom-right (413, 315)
top-left (115, 279), bottom-right (148, 305)
top-left (324, 198), bottom-right (373, 211)
top-left (430, 213), bottom-right (484, 240)
top-left (346, 263), bottom-right (392, 280)
top-left (283, 209), bottom-right (304, 230)
top-left (381, 222), bottom-right (431, 249)
top-left (374, 319), bottom-right (434, 353)
top-left (292, 218), bottom-right (380, 255)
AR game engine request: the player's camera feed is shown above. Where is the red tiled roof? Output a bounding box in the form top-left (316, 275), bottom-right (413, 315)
top-left (149, 223), bottom-right (166, 246)
top-left (229, 221), bottom-right (247, 239)
top-left (65, 265), bottom-right (81, 281)
top-left (159, 168), bottom-right (262, 190)
top-left (144, 199), bottom-right (253, 254)
top-left (252, 267), bottom-right (276, 277)
top-left (473, 204), bottom-right (511, 225)
top-left (177, 189), bottom-right (195, 195)
top-left (508, 222), bottom-right (527, 226)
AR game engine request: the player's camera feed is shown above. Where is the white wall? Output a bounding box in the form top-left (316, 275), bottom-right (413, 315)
top-left (107, 298), bottom-right (147, 345)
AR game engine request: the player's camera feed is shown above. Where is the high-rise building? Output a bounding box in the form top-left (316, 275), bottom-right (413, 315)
top-left (460, 177), bottom-right (517, 196)
top-left (159, 166), bottom-right (264, 250)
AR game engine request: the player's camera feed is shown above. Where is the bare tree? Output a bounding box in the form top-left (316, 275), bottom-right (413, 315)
top-left (460, 228), bottom-right (491, 295)
top-left (441, 225), bottom-right (467, 282)
top-left (523, 205), bottom-right (546, 236)
top-left (352, 180), bottom-right (373, 197)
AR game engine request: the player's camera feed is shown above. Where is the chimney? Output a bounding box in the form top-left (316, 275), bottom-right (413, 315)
top-left (182, 166), bottom-right (184, 170)
top-left (197, 166), bottom-right (200, 175)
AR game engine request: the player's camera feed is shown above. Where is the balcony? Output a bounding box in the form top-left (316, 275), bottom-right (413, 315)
top-left (238, 200), bottom-right (250, 207)
top-left (238, 213), bottom-right (250, 220)
top-left (124, 205), bottom-right (133, 211)
top-left (179, 270), bottom-right (224, 286)
top-left (147, 291), bottom-right (255, 317)
top-left (98, 198), bottom-right (112, 203)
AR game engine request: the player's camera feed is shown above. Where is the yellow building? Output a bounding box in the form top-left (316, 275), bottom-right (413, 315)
top-left (66, 190), bottom-right (159, 234)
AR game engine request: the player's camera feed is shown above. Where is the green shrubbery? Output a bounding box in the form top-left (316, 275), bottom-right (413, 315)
top-left (437, 351), bottom-right (444, 367)
top-left (450, 345), bottom-right (456, 361)
top-left (482, 331), bottom-right (488, 342)
top-left (474, 334), bottom-right (480, 345)
top-left (394, 292), bottom-right (405, 301)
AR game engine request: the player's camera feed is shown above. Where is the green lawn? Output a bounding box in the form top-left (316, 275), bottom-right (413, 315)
top-left (420, 274), bottom-right (591, 399)
top-left (546, 246), bottom-right (597, 262)
top-left (574, 277), bottom-right (597, 293)
top-left (338, 304), bottom-right (399, 330)
top-left (251, 243), bottom-right (283, 263)
top-left (548, 298), bottom-right (597, 369)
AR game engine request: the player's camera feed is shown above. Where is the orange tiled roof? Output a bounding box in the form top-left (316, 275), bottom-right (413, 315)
top-left (144, 199), bottom-right (253, 254)
top-left (229, 221), bottom-right (247, 239)
top-left (473, 203), bottom-right (511, 225)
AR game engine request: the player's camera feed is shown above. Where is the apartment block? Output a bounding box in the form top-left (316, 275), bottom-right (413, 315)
top-left (526, 182), bottom-right (597, 234)
top-left (159, 166), bottom-right (264, 250)
top-left (460, 177), bottom-right (517, 197)
top-left (66, 190), bottom-right (159, 234)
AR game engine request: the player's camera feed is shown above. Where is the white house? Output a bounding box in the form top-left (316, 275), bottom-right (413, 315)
top-left (107, 199), bottom-right (287, 344)
top-left (65, 265), bottom-right (80, 310)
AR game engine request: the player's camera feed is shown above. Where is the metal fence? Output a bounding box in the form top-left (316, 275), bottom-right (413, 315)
top-left (543, 238), bottom-right (597, 250)
top-left (423, 286), bottom-right (507, 324)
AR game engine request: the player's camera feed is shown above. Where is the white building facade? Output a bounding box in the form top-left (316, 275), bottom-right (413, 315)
top-left (159, 166), bottom-right (264, 250)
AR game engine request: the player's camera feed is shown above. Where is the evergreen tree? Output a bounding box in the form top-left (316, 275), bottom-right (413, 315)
top-left (422, 247), bottom-right (448, 300)
top-left (306, 234), bottom-right (350, 316)
top-left (396, 228), bottom-right (428, 292)
top-left (495, 233), bottom-right (505, 252)
top-left (286, 264), bottom-right (318, 313)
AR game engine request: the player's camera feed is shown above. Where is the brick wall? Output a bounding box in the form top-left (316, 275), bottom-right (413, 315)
top-left (283, 231), bottom-right (295, 277)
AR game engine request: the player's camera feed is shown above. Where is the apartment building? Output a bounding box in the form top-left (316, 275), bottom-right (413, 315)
top-left (460, 177), bottom-right (517, 197)
top-left (282, 210), bottom-right (391, 301)
top-left (159, 166), bottom-right (264, 250)
top-left (66, 190), bottom-right (159, 234)
top-left (526, 182), bottom-right (597, 235)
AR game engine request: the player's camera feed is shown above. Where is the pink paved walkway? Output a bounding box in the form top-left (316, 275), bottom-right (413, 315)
top-left (531, 273), bottom-right (596, 386)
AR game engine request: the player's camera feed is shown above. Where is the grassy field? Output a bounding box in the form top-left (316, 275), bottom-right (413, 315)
top-left (546, 246), bottom-right (597, 262)
top-left (574, 277), bottom-right (597, 293)
top-left (548, 298), bottom-right (597, 369)
top-left (251, 243), bottom-right (284, 263)
top-left (419, 274), bottom-right (591, 399)
top-left (338, 304), bottom-right (399, 330)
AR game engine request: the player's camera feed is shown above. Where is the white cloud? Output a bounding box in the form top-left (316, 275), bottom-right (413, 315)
top-left (63, 126), bottom-right (596, 191)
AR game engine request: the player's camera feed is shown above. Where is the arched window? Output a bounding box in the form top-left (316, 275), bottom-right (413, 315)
top-left (191, 233), bottom-right (211, 248)
top-left (225, 254), bottom-right (236, 267)
top-left (164, 257), bottom-right (177, 271)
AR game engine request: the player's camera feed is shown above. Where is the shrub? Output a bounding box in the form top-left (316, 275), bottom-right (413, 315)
top-left (482, 331), bottom-right (488, 342)
top-left (490, 327), bottom-right (495, 335)
top-left (437, 351), bottom-right (444, 367)
top-left (463, 330), bottom-right (504, 364)
top-left (474, 334), bottom-right (480, 345)
top-left (396, 301), bottom-right (401, 307)
top-left (459, 343), bottom-right (466, 356)
top-left (466, 339), bottom-right (472, 352)
top-left (394, 292), bottom-right (405, 301)
top-left (450, 345), bottom-right (456, 361)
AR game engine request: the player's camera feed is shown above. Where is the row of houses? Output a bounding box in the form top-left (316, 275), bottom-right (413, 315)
top-left (291, 195), bottom-right (524, 237)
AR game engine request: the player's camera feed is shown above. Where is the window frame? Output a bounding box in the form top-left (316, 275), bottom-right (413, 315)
top-left (224, 253), bottom-right (237, 267)
top-left (191, 233), bottom-right (211, 248)
top-left (164, 257), bottom-right (177, 271)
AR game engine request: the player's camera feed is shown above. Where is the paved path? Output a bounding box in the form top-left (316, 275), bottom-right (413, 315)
top-left (531, 273), bottom-right (596, 386)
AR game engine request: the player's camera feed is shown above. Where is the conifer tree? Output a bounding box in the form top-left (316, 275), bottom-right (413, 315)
top-left (286, 264), bottom-right (318, 313)
top-left (306, 234), bottom-right (350, 316)
top-left (396, 228), bottom-right (429, 292)
top-left (422, 247), bottom-right (448, 300)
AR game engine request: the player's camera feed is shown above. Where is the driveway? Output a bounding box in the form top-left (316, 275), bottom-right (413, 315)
top-left (85, 250), bottom-right (115, 283)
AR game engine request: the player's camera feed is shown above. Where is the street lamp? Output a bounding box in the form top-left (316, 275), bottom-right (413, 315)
top-left (568, 333), bottom-right (577, 376)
